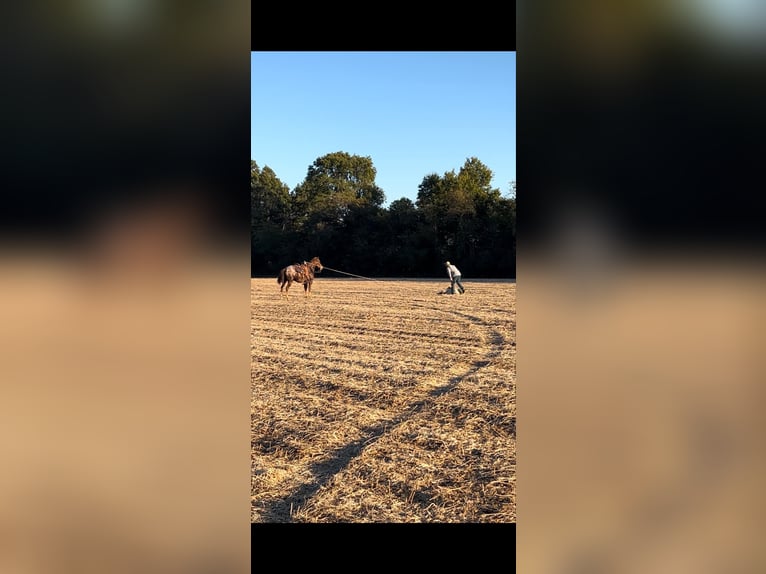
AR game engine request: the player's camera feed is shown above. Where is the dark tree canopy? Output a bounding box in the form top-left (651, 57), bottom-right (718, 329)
top-left (252, 153), bottom-right (515, 278)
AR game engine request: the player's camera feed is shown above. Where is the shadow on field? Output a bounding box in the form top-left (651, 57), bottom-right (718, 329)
top-left (257, 306), bottom-right (510, 523)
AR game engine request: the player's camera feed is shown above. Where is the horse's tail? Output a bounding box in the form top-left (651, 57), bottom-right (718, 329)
top-left (277, 269), bottom-right (284, 285)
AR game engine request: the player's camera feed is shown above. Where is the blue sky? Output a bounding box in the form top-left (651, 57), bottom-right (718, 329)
top-left (251, 51), bottom-right (516, 206)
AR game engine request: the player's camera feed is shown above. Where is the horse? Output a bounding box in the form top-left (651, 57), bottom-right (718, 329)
top-left (277, 257), bottom-right (323, 297)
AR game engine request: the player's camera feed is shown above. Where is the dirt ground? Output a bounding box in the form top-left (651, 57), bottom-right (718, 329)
top-left (251, 277), bottom-right (516, 523)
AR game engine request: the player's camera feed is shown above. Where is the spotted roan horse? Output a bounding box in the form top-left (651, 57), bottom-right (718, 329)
top-left (277, 257), bottom-right (323, 297)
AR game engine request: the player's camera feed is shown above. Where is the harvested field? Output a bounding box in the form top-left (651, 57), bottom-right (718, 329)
top-left (251, 277), bottom-right (516, 523)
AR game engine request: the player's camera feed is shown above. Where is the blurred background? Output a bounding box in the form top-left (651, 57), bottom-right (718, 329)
top-left (518, 1), bottom-right (766, 572)
top-left (0, 1), bottom-right (250, 572)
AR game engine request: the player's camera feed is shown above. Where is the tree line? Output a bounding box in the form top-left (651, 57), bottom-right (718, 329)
top-left (251, 151), bottom-right (515, 278)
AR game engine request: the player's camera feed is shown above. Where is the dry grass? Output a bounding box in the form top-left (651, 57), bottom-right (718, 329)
top-left (251, 277), bottom-right (516, 523)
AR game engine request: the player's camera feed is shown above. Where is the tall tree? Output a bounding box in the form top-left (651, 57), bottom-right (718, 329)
top-left (415, 157), bottom-right (504, 271)
top-left (251, 160), bottom-right (293, 274)
top-left (292, 151), bottom-right (385, 230)
top-left (251, 160), bottom-right (291, 229)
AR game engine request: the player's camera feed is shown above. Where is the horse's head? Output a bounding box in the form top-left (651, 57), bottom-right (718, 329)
top-left (309, 257), bottom-right (323, 273)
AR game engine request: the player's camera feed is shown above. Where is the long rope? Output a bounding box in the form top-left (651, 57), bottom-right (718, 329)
top-left (321, 266), bottom-right (387, 283)
top-left (320, 266), bottom-right (450, 295)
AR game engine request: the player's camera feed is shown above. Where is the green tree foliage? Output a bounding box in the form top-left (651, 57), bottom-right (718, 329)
top-left (414, 157), bottom-right (513, 275)
top-left (251, 160), bottom-right (290, 229)
top-left (251, 154), bottom-right (515, 278)
top-left (250, 160), bottom-right (294, 273)
top-left (287, 152), bottom-right (386, 269)
top-left (381, 198), bottom-right (432, 275)
top-left (292, 151), bottom-right (385, 230)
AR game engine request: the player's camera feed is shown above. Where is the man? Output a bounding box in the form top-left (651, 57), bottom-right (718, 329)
top-left (445, 261), bottom-right (465, 294)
